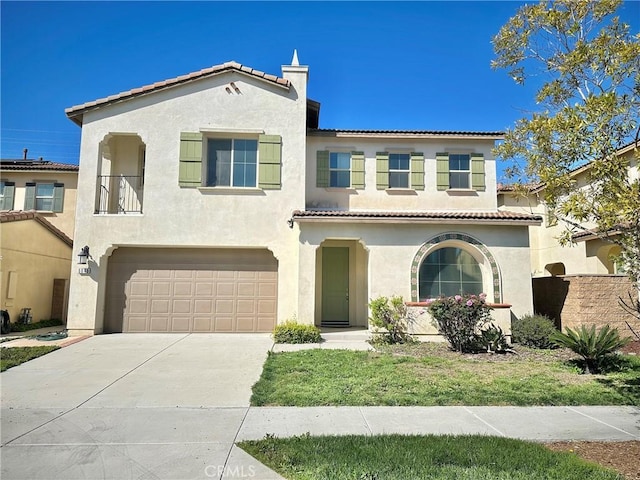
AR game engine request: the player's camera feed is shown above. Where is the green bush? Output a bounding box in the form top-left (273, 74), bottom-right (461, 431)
top-left (511, 314), bottom-right (558, 349)
top-left (9, 318), bottom-right (64, 333)
top-left (428, 294), bottom-right (492, 352)
top-left (369, 295), bottom-right (416, 344)
top-left (273, 320), bottom-right (321, 344)
top-left (551, 324), bottom-right (631, 374)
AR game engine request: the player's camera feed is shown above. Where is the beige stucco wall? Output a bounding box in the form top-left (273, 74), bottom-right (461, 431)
top-left (297, 222), bottom-right (534, 327)
top-left (0, 220), bottom-right (72, 323)
top-left (67, 65), bottom-right (309, 334)
top-left (0, 170), bottom-right (78, 238)
top-left (306, 136), bottom-right (499, 211)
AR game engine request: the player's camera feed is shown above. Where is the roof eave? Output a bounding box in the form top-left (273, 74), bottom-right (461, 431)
top-left (292, 216), bottom-right (541, 226)
top-left (65, 66), bottom-right (291, 125)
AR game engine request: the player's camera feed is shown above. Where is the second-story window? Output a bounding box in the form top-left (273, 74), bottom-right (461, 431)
top-left (389, 153), bottom-right (410, 188)
top-left (329, 152), bottom-right (351, 188)
top-left (24, 182), bottom-right (64, 212)
top-left (206, 138), bottom-right (258, 188)
top-left (449, 154), bottom-right (471, 189)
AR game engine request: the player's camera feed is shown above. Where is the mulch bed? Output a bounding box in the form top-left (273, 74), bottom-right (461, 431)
top-left (546, 441), bottom-right (640, 479)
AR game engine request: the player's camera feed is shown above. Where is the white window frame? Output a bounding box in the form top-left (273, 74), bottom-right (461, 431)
top-left (35, 182), bottom-right (55, 211)
top-left (388, 152), bottom-right (410, 189)
top-left (329, 151), bottom-right (352, 188)
top-left (204, 136), bottom-right (259, 188)
top-left (449, 153), bottom-right (471, 189)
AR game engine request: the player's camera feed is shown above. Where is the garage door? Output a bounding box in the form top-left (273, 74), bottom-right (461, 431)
top-left (104, 248), bottom-right (277, 333)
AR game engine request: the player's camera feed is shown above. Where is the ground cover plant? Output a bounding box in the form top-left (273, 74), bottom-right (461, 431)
top-left (238, 434), bottom-right (623, 480)
top-left (7, 319), bottom-right (64, 333)
top-left (250, 343), bottom-right (639, 406)
top-left (0, 346), bottom-right (60, 372)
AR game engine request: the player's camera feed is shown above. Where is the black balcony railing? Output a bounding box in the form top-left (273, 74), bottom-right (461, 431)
top-left (96, 175), bottom-right (143, 214)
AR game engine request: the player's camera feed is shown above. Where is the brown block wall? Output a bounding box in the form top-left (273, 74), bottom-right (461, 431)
top-left (533, 275), bottom-right (638, 338)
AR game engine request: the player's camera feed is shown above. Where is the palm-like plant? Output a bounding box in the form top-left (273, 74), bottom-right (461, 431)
top-left (551, 324), bottom-right (630, 374)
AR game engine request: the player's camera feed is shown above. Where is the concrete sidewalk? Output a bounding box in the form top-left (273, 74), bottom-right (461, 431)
top-left (2, 332), bottom-right (639, 480)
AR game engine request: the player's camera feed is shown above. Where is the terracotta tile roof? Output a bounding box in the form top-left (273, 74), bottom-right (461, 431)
top-left (0, 211), bottom-right (73, 247)
top-left (291, 209), bottom-right (542, 225)
top-left (65, 61), bottom-right (291, 124)
top-left (308, 129), bottom-right (504, 139)
top-left (1, 160), bottom-right (78, 172)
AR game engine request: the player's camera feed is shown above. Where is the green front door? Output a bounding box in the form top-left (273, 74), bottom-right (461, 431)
top-left (321, 247), bottom-right (350, 326)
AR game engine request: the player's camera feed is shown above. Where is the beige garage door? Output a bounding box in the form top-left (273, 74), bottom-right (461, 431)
top-left (104, 248), bottom-right (277, 333)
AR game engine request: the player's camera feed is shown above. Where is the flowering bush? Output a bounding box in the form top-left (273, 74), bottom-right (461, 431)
top-left (427, 293), bottom-right (493, 352)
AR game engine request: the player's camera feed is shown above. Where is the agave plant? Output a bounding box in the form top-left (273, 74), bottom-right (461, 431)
top-left (550, 324), bottom-right (630, 374)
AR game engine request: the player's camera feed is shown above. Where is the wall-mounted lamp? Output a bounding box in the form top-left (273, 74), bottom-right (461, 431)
top-left (77, 245), bottom-right (91, 274)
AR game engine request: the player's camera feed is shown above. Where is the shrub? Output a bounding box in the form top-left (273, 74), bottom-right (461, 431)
top-left (9, 318), bottom-right (64, 333)
top-left (550, 324), bottom-right (631, 374)
top-left (273, 320), bottom-right (321, 344)
top-left (428, 294), bottom-right (492, 352)
top-left (511, 314), bottom-right (558, 349)
top-left (477, 324), bottom-right (509, 353)
top-left (369, 296), bottom-right (416, 344)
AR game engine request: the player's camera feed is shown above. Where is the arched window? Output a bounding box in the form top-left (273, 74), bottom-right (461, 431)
top-left (419, 247), bottom-right (483, 300)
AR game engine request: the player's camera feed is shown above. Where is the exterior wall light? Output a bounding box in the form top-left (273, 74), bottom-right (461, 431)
top-left (77, 245), bottom-right (91, 274)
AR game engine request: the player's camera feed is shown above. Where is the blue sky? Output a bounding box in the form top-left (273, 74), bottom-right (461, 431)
top-left (1, 1), bottom-right (638, 180)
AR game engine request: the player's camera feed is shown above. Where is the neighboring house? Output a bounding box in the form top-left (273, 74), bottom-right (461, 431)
top-left (0, 157), bottom-right (79, 239)
top-left (0, 211), bottom-right (73, 325)
top-left (0, 157), bottom-right (79, 326)
top-left (64, 53), bottom-right (541, 336)
top-left (498, 141), bottom-right (639, 334)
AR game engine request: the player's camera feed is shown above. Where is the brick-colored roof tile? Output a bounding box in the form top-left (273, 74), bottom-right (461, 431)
top-left (291, 209), bottom-right (542, 225)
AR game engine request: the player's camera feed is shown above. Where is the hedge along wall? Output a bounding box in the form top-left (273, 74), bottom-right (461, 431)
top-left (533, 274), bottom-right (638, 338)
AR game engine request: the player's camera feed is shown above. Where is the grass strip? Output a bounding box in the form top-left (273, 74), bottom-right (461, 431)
top-left (1, 346), bottom-right (60, 372)
top-left (251, 349), bottom-right (640, 406)
top-left (239, 434), bottom-right (623, 480)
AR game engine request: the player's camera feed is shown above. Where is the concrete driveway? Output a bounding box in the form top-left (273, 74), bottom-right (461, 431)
top-left (1, 333), bottom-right (282, 480)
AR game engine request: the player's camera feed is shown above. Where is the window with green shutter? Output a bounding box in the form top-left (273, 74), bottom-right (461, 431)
top-left (410, 152), bottom-right (424, 190)
top-left (258, 134), bottom-right (282, 190)
top-left (0, 181), bottom-right (15, 210)
top-left (436, 152), bottom-right (485, 191)
top-left (23, 182), bottom-right (64, 212)
top-left (376, 152), bottom-right (389, 190)
top-left (179, 132), bottom-right (203, 187)
top-left (317, 151), bottom-right (364, 189)
top-left (179, 132), bottom-right (282, 190)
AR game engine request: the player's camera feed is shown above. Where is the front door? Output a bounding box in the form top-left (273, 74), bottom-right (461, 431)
top-left (321, 247), bottom-right (349, 326)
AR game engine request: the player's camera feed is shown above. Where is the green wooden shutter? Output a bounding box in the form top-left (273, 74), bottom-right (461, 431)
top-left (316, 150), bottom-right (330, 188)
top-left (179, 132), bottom-right (203, 187)
top-left (24, 182), bottom-right (36, 210)
top-left (471, 153), bottom-right (485, 191)
top-left (410, 152), bottom-right (424, 190)
top-left (1, 182), bottom-right (15, 210)
top-left (376, 152), bottom-right (389, 190)
top-left (436, 153), bottom-right (450, 191)
top-left (258, 134), bottom-right (282, 190)
top-left (52, 183), bottom-right (64, 212)
top-left (351, 151), bottom-right (365, 189)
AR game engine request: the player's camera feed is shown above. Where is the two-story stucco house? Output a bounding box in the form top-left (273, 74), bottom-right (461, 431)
top-left (0, 157), bottom-right (78, 325)
top-left (64, 53), bottom-right (541, 336)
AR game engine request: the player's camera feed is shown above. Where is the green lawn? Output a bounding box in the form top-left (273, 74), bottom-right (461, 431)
top-left (0, 346), bottom-right (60, 372)
top-left (250, 345), bottom-right (640, 406)
top-left (238, 434), bottom-right (623, 480)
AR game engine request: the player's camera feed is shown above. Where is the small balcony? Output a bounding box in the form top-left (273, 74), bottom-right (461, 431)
top-left (96, 175), bottom-right (143, 214)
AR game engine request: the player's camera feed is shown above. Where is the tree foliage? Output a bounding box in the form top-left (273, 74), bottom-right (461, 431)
top-left (492, 0), bottom-right (640, 286)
